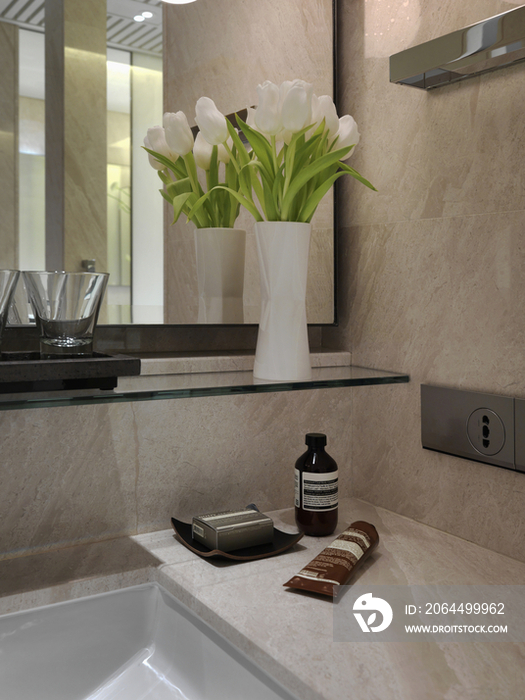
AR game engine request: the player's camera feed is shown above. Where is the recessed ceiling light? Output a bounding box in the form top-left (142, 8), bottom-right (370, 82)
top-left (134, 14), bottom-right (146, 21)
top-left (142, 11), bottom-right (153, 18)
top-left (161, 0), bottom-right (198, 4)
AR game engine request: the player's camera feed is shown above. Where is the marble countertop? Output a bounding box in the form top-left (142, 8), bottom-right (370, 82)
top-left (1, 498), bottom-right (524, 700)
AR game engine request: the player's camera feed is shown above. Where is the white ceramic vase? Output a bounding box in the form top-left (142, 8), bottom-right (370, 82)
top-left (253, 221), bottom-right (312, 381)
top-left (194, 228), bottom-right (246, 324)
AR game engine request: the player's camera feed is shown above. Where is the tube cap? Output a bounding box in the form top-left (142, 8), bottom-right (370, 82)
top-left (305, 432), bottom-right (327, 447)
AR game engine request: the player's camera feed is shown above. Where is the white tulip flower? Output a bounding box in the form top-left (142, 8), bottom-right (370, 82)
top-left (163, 111), bottom-right (194, 156)
top-left (246, 106), bottom-right (258, 130)
top-left (280, 79), bottom-right (313, 133)
top-left (254, 80), bottom-right (281, 135)
top-left (195, 97), bottom-right (229, 145)
top-left (193, 131), bottom-right (213, 170)
top-left (311, 94), bottom-right (339, 137)
top-left (218, 139), bottom-right (231, 164)
top-left (144, 128), bottom-right (178, 169)
top-left (333, 114), bottom-right (360, 157)
top-left (278, 80), bottom-right (294, 107)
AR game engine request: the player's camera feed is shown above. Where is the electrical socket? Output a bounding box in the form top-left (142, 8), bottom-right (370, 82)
top-left (466, 408), bottom-right (506, 456)
top-left (421, 385), bottom-right (515, 470)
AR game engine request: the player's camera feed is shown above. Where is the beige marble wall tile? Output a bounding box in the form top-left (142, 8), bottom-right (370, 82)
top-left (0, 387), bottom-right (353, 559)
top-left (0, 21), bottom-right (18, 269)
top-left (163, 0), bottom-right (332, 119)
top-left (132, 388), bottom-right (353, 533)
top-left (0, 403), bottom-right (138, 558)
top-left (163, 0), bottom-right (335, 325)
top-left (324, 0), bottom-right (525, 560)
top-left (337, 213), bottom-right (525, 388)
top-left (336, 0), bottom-right (525, 227)
top-left (45, 0), bottom-right (107, 274)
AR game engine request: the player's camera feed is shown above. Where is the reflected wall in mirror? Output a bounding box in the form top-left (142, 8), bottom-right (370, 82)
top-left (0, 0), bottom-right (335, 326)
top-left (163, 0), bottom-right (335, 324)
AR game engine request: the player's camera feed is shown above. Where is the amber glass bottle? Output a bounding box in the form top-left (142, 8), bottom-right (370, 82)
top-left (295, 433), bottom-right (338, 536)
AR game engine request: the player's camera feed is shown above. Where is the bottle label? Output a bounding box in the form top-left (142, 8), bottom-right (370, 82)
top-left (295, 469), bottom-right (338, 512)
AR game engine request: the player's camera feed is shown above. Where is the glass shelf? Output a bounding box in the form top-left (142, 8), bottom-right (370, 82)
top-left (0, 365), bottom-right (409, 411)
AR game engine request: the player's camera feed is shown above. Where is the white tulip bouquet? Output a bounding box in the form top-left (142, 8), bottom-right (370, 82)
top-left (143, 108), bottom-right (241, 228)
top-left (144, 78), bottom-right (375, 227)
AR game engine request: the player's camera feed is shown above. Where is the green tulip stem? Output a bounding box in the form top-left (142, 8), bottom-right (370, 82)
top-left (271, 135), bottom-right (278, 176)
top-left (222, 142), bottom-right (240, 175)
top-left (182, 152), bottom-right (201, 197)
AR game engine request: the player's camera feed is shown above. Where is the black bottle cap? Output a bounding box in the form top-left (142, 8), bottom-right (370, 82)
top-left (305, 432), bottom-right (327, 447)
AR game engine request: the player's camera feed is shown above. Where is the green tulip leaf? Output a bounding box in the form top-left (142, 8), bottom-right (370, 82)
top-left (166, 178), bottom-right (192, 199)
top-left (183, 152), bottom-right (204, 198)
top-left (225, 120), bottom-right (251, 168)
top-left (159, 188), bottom-right (172, 204)
top-left (338, 161), bottom-right (377, 190)
top-left (208, 145), bottom-right (219, 189)
top-left (235, 115), bottom-right (275, 178)
top-left (142, 146), bottom-right (186, 178)
top-left (280, 146), bottom-right (354, 219)
top-left (299, 171), bottom-right (346, 222)
top-left (171, 191), bottom-right (194, 224)
top-left (157, 169), bottom-right (172, 186)
top-left (247, 163), bottom-right (269, 218)
top-left (187, 186), bottom-right (263, 223)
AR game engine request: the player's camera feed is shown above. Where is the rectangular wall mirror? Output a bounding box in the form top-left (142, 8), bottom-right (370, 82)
top-left (0, 0), bottom-right (336, 328)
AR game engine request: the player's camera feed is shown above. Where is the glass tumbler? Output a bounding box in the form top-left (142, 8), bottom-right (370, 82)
top-left (0, 270), bottom-right (20, 353)
top-left (23, 271), bottom-right (109, 359)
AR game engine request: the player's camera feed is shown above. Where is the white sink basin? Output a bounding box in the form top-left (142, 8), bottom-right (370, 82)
top-left (0, 582), bottom-right (298, 700)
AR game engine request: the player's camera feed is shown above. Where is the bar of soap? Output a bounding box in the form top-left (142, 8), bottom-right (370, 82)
top-left (192, 509), bottom-right (274, 552)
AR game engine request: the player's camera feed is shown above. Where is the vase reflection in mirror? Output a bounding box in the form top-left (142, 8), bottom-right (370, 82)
top-left (194, 228), bottom-right (246, 324)
top-left (253, 222), bottom-right (312, 381)
top-left (0, 270), bottom-right (20, 355)
top-left (22, 271), bottom-right (109, 359)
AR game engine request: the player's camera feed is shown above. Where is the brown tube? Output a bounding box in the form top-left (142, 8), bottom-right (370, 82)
top-left (283, 521), bottom-right (379, 598)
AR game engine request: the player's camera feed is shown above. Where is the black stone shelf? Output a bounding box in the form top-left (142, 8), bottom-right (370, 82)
top-left (0, 352), bottom-right (141, 394)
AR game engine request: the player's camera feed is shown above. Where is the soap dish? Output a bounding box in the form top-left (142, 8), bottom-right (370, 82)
top-left (170, 517), bottom-right (304, 561)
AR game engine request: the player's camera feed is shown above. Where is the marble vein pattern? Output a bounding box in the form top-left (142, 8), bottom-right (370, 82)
top-left (155, 499), bottom-right (525, 700)
top-left (323, 0), bottom-right (525, 561)
top-left (0, 387), bottom-right (353, 559)
top-left (2, 499), bottom-right (524, 700)
top-left (45, 0), bottom-right (107, 274)
top-left (163, 0), bottom-right (334, 325)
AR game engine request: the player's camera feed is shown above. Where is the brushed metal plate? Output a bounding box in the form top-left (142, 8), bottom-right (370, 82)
top-left (421, 385), bottom-right (515, 470)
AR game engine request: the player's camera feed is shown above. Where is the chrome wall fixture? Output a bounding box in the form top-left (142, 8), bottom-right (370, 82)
top-left (390, 5), bottom-right (525, 90)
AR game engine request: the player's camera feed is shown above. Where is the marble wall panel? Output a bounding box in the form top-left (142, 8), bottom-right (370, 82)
top-left (0, 403), bottom-right (138, 559)
top-left (162, 0), bottom-right (335, 325)
top-left (132, 388), bottom-right (352, 533)
top-left (45, 0), bottom-right (107, 274)
top-left (0, 387), bottom-right (353, 559)
top-left (336, 1), bottom-right (525, 228)
top-left (324, 0), bottom-right (525, 560)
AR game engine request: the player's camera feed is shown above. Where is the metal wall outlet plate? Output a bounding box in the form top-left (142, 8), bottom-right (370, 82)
top-left (514, 399), bottom-right (525, 474)
top-left (421, 385), bottom-right (515, 470)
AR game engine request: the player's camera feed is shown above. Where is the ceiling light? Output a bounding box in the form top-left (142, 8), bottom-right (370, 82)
top-left (133, 14), bottom-right (146, 21)
top-left (142, 11), bottom-right (153, 18)
top-left (161, 0), bottom-right (198, 4)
